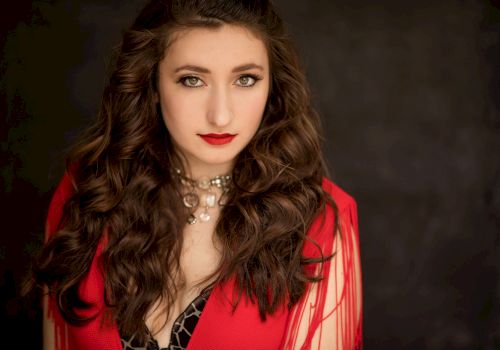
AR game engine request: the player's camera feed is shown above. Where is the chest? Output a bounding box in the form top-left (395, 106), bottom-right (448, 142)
top-left (145, 220), bottom-right (222, 347)
top-left (178, 221), bottom-right (222, 287)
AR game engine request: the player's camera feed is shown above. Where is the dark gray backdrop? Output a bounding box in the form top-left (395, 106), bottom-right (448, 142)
top-left (1, 0), bottom-right (499, 348)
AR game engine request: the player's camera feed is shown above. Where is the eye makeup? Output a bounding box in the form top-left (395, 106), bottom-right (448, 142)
top-left (176, 74), bottom-right (263, 88)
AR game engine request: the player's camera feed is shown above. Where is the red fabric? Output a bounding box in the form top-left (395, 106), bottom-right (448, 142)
top-left (45, 172), bottom-right (362, 349)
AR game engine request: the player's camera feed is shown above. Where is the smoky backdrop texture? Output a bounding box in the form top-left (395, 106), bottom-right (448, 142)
top-left (1, 0), bottom-right (499, 349)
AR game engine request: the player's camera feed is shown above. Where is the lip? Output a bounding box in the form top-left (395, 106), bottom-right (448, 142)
top-left (198, 133), bottom-right (237, 145)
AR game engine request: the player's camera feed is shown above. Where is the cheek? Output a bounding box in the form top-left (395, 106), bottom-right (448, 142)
top-left (234, 90), bottom-right (268, 127)
top-left (160, 90), bottom-right (200, 130)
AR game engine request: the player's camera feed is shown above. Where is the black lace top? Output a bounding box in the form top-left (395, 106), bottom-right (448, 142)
top-left (120, 290), bottom-right (211, 350)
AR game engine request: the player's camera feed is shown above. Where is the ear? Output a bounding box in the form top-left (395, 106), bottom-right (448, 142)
top-left (153, 91), bottom-right (159, 104)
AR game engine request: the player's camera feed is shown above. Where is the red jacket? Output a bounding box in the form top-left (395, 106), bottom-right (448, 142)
top-left (45, 172), bottom-right (363, 350)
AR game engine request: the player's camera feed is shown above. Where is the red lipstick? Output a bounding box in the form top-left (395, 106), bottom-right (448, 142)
top-left (198, 133), bottom-right (236, 145)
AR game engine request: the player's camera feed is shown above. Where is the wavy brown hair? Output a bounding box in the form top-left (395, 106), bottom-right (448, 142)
top-left (29, 0), bottom-right (339, 343)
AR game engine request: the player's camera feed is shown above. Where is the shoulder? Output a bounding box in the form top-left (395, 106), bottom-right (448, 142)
top-left (321, 177), bottom-right (357, 215)
top-left (303, 178), bottom-right (358, 259)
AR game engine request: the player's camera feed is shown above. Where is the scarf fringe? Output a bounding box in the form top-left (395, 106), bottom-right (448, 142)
top-left (281, 197), bottom-right (363, 349)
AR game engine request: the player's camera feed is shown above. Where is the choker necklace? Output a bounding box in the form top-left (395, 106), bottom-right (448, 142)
top-left (174, 168), bottom-right (231, 225)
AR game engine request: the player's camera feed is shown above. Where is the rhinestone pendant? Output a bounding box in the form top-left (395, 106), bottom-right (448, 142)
top-left (183, 192), bottom-right (199, 208)
top-left (199, 210), bottom-right (211, 222)
top-left (202, 193), bottom-right (216, 208)
top-left (187, 214), bottom-right (197, 225)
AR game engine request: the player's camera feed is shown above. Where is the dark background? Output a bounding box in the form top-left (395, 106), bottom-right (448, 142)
top-left (1, 0), bottom-right (499, 348)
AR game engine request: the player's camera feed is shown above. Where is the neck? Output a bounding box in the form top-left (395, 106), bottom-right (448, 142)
top-left (181, 161), bottom-right (233, 180)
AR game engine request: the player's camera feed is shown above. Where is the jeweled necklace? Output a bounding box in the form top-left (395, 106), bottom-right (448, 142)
top-left (174, 168), bottom-right (231, 225)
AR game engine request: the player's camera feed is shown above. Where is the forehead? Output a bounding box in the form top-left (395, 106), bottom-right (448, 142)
top-left (162, 24), bottom-right (269, 70)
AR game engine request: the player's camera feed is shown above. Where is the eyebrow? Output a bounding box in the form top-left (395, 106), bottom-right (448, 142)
top-left (174, 63), bottom-right (264, 74)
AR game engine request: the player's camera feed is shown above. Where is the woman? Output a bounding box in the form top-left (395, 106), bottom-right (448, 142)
top-left (30, 0), bottom-right (363, 349)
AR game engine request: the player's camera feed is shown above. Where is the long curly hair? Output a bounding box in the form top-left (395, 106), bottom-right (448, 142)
top-left (30, 0), bottom-right (339, 342)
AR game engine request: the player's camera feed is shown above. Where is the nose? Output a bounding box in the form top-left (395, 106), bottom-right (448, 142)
top-left (206, 84), bottom-right (232, 128)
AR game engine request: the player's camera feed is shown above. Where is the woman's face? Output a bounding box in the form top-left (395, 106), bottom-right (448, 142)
top-left (157, 24), bottom-right (270, 178)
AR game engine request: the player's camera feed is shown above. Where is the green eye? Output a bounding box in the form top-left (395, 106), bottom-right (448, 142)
top-left (239, 76), bottom-right (250, 85)
top-left (236, 74), bottom-right (262, 87)
top-left (188, 77), bottom-right (200, 86)
top-left (179, 76), bottom-right (203, 88)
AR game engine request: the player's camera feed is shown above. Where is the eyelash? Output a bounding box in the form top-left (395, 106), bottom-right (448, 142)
top-left (176, 74), bottom-right (263, 88)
